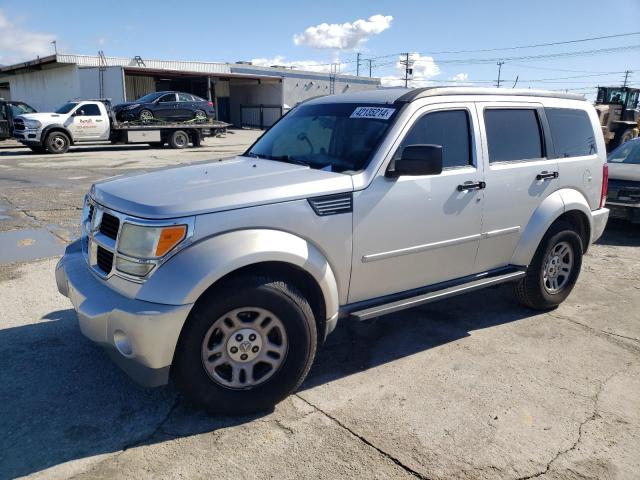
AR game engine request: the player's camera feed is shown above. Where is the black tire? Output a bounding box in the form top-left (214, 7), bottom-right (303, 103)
top-left (139, 109), bottom-right (154, 122)
top-left (168, 130), bottom-right (189, 149)
top-left (44, 131), bottom-right (70, 154)
top-left (29, 146), bottom-right (46, 153)
top-left (172, 276), bottom-right (317, 414)
top-left (514, 221), bottom-right (583, 310)
top-left (193, 110), bottom-right (207, 122)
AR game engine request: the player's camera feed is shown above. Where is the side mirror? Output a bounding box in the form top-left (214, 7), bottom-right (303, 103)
top-left (386, 144), bottom-right (443, 177)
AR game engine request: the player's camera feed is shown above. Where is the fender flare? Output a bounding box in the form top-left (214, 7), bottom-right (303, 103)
top-left (41, 124), bottom-right (74, 143)
top-left (511, 188), bottom-right (593, 266)
top-left (136, 229), bottom-right (341, 320)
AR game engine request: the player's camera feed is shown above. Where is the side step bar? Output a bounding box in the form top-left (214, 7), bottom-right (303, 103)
top-left (347, 269), bottom-right (526, 321)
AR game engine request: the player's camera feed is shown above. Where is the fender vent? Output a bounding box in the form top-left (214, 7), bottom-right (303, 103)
top-left (308, 193), bottom-right (353, 216)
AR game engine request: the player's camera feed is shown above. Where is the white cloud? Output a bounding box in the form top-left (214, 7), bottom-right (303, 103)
top-left (98, 37), bottom-right (106, 46)
top-left (381, 53), bottom-right (441, 87)
top-left (293, 14), bottom-right (393, 50)
top-left (0, 10), bottom-right (56, 65)
top-left (250, 55), bottom-right (337, 73)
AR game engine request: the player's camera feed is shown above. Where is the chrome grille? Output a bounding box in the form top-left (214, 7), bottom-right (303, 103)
top-left (99, 213), bottom-right (120, 239)
top-left (96, 246), bottom-right (114, 273)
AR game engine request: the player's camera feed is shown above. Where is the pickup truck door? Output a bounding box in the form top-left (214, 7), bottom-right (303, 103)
top-left (349, 103), bottom-right (485, 303)
top-left (473, 102), bottom-right (559, 272)
top-left (67, 103), bottom-right (110, 140)
top-left (0, 103), bottom-right (9, 139)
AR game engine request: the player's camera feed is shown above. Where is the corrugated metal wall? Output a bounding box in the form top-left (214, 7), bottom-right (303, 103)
top-left (125, 75), bottom-right (155, 101)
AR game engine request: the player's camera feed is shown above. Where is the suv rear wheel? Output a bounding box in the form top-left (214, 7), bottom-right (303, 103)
top-left (44, 131), bottom-right (70, 154)
top-left (172, 276), bottom-right (317, 414)
top-left (514, 221), bottom-right (583, 310)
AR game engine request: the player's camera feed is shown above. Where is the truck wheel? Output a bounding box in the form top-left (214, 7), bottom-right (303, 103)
top-left (168, 130), bottom-right (189, 149)
top-left (172, 276), bottom-right (317, 414)
top-left (44, 132), bottom-right (70, 154)
top-left (514, 221), bottom-right (583, 310)
top-left (139, 109), bottom-right (154, 122)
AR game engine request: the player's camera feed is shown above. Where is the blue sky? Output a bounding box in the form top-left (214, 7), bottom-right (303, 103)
top-left (1, 0), bottom-right (639, 95)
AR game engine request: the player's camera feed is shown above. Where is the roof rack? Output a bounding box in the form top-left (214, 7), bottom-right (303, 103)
top-left (395, 86), bottom-right (585, 104)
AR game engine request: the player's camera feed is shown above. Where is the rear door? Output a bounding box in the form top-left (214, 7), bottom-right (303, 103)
top-left (176, 92), bottom-right (195, 120)
top-left (474, 103), bottom-right (559, 271)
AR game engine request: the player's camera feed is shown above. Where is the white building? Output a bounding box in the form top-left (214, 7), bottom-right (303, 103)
top-left (0, 54), bottom-right (380, 128)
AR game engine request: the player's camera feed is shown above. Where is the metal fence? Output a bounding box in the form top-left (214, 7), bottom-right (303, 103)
top-left (240, 104), bottom-right (283, 129)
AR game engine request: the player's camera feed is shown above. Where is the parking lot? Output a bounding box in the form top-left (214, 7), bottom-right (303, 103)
top-left (1, 132), bottom-right (639, 480)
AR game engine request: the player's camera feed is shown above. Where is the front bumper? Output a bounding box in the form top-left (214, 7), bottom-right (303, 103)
top-left (606, 201), bottom-right (640, 223)
top-left (14, 128), bottom-right (42, 144)
top-left (56, 240), bottom-right (193, 387)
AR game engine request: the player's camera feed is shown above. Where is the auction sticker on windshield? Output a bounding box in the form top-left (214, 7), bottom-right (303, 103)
top-left (350, 106), bottom-right (396, 120)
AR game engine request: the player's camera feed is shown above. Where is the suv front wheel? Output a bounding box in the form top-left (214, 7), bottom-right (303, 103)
top-left (514, 221), bottom-right (583, 310)
top-left (173, 276), bottom-right (317, 414)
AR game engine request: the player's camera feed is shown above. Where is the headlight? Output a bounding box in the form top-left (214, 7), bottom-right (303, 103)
top-left (23, 119), bottom-right (42, 128)
top-left (118, 223), bottom-right (187, 259)
top-left (123, 104), bottom-right (140, 110)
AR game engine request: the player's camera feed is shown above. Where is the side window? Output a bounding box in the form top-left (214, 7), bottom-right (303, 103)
top-left (394, 109), bottom-right (472, 168)
top-left (177, 93), bottom-right (192, 102)
top-left (484, 109), bottom-right (543, 163)
top-left (76, 104), bottom-right (101, 116)
top-left (158, 94), bottom-right (176, 103)
top-left (546, 108), bottom-right (596, 157)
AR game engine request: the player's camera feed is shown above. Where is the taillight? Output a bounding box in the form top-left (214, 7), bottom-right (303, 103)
top-left (208, 101), bottom-right (214, 107)
top-left (600, 163), bottom-right (608, 208)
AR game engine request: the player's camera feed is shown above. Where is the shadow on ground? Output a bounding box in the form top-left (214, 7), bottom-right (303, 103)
top-left (596, 218), bottom-right (640, 247)
top-left (1, 283), bottom-right (538, 479)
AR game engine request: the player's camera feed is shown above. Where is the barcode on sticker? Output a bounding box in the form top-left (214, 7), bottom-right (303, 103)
top-left (350, 106), bottom-right (396, 120)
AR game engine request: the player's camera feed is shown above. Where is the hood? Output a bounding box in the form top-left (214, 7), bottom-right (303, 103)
top-left (18, 112), bottom-right (68, 121)
top-left (112, 102), bottom-right (139, 111)
top-left (608, 162), bottom-right (640, 182)
top-left (92, 156), bottom-right (354, 219)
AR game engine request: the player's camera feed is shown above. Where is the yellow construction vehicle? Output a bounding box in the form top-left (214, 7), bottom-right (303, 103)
top-left (594, 86), bottom-right (639, 151)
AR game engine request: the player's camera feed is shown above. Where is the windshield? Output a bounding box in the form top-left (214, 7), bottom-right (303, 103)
top-left (608, 141), bottom-right (640, 165)
top-left (246, 103), bottom-right (398, 173)
top-left (10, 103), bottom-right (36, 116)
top-left (135, 92), bottom-right (163, 103)
top-left (55, 102), bottom-right (78, 114)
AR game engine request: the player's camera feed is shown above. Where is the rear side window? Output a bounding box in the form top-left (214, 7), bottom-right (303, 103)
top-left (546, 108), bottom-right (596, 157)
top-left (395, 109), bottom-right (472, 168)
top-left (484, 109), bottom-right (543, 163)
top-left (178, 93), bottom-right (193, 102)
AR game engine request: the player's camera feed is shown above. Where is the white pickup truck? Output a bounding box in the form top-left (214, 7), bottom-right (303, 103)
top-left (13, 99), bottom-right (225, 154)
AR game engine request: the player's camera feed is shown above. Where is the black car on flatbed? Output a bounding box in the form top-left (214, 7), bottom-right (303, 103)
top-left (113, 91), bottom-right (216, 122)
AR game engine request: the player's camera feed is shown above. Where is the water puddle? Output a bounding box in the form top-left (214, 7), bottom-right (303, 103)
top-left (0, 228), bottom-right (66, 264)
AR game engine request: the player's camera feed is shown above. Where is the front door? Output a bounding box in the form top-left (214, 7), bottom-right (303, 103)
top-left (154, 93), bottom-right (178, 120)
top-left (349, 103), bottom-right (485, 303)
top-left (68, 103), bottom-right (110, 140)
top-left (474, 103), bottom-right (559, 272)
top-left (0, 103), bottom-right (9, 139)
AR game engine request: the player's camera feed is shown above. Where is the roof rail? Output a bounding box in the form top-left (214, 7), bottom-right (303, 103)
top-left (394, 86), bottom-right (585, 104)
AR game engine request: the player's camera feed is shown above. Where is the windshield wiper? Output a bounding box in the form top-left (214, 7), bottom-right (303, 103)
top-left (268, 155), bottom-right (310, 166)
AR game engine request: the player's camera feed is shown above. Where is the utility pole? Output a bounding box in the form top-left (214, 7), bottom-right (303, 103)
top-left (623, 70), bottom-right (631, 87)
top-left (402, 53), bottom-right (411, 88)
top-left (51, 40), bottom-right (57, 54)
top-left (368, 59), bottom-right (373, 78)
top-left (356, 52), bottom-right (361, 76)
top-left (496, 61), bottom-right (504, 88)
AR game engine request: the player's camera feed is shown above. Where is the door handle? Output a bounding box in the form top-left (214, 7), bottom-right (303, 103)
top-left (95, 119), bottom-right (103, 122)
top-left (536, 171), bottom-right (559, 180)
top-left (457, 181), bottom-right (486, 191)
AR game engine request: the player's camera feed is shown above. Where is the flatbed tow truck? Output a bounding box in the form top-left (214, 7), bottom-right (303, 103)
top-left (12, 99), bottom-right (230, 154)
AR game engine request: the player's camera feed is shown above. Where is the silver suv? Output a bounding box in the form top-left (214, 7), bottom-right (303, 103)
top-left (56, 87), bottom-right (610, 414)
